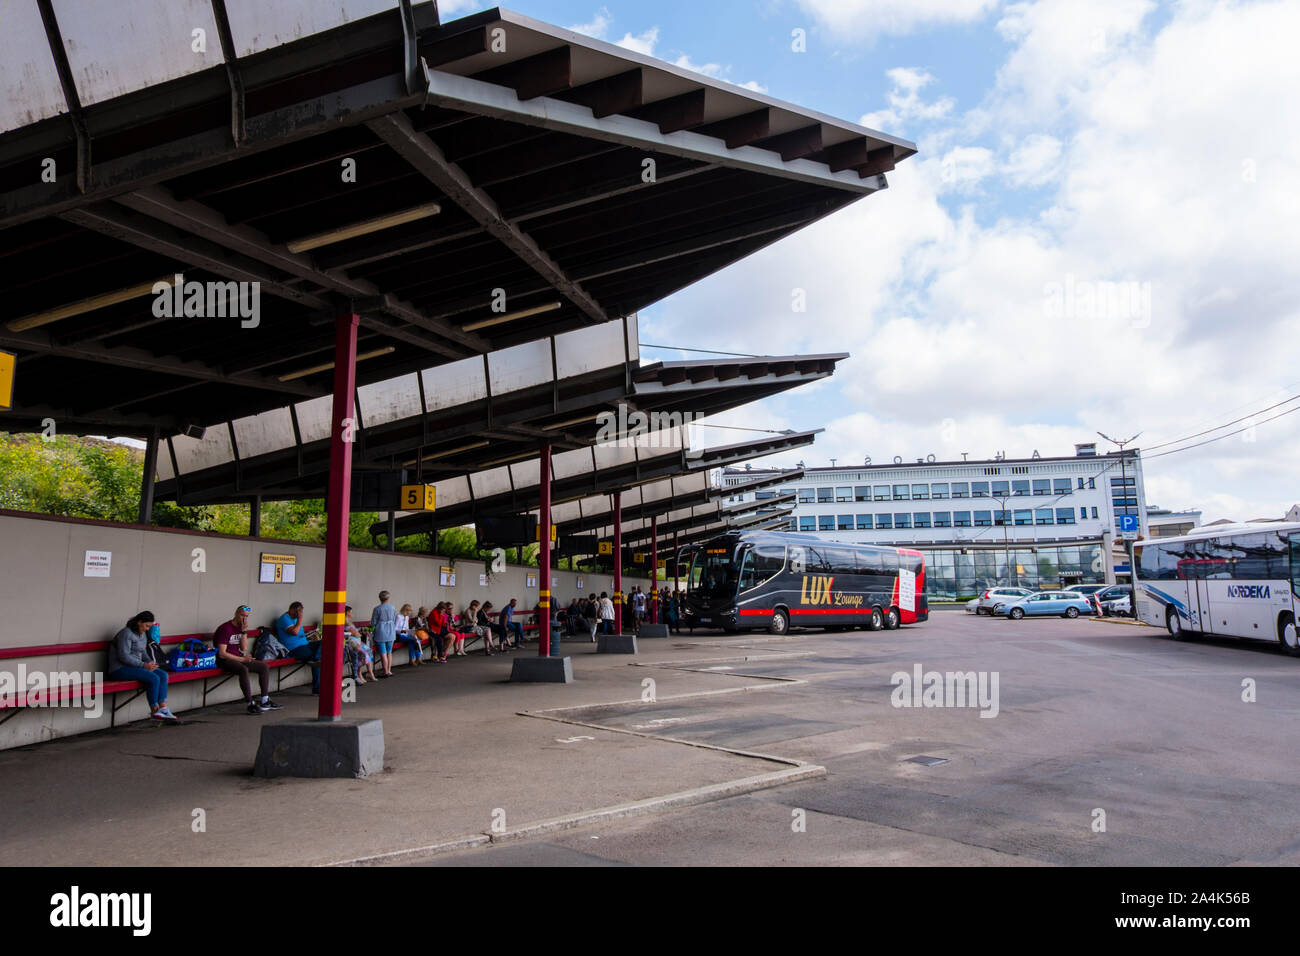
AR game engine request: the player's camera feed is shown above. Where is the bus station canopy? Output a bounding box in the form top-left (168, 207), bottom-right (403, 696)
top-left (149, 313), bottom-right (845, 505)
top-left (372, 427), bottom-right (821, 541)
top-left (551, 468), bottom-right (803, 538)
top-left (0, 1), bottom-right (913, 438)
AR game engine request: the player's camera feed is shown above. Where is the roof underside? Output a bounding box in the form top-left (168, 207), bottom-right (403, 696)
top-left (0, 2), bottom-right (912, 438)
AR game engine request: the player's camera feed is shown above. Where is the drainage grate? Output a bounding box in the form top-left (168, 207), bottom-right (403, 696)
top-left (903, 755), bottom-right (949, 767)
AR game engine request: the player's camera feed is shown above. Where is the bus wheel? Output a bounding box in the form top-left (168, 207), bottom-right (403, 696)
top-left (768, 609), bottom-right (789, 636)
top-left (882, 607), bottom-right (900, 630)
top-left (1167, 609), bottom-right (1189, 640)
top-left (867, 607), bottom-right (883, 631)
top-left (1279, 613), bottom-right (1299, 657)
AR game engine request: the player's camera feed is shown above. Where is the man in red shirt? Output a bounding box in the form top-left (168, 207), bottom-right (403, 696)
top-left (214, 605), bottom-right (281, 715)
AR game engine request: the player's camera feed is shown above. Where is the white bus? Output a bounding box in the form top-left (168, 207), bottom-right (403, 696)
top-left (1134, 522), bottom-right (1300, 655)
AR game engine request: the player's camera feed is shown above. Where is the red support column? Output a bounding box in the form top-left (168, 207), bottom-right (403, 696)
top-left (613, 490), bottom-right (623, 635)
top-left (538, 444), bottom-right (551, 657)
top-left (650, 514), bottom-right (658, 623)
top-left (319, 312), bottom-right (358, 721)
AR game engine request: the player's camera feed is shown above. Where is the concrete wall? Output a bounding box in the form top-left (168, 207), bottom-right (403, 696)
top-left (0, 511), bottom-right (649, 749)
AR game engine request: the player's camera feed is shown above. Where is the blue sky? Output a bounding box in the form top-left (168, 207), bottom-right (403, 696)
top-left (440, 1), bottom-right (1300, 523)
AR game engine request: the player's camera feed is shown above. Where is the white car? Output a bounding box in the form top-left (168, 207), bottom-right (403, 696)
top-left (965, 598), bottom-right (981, 614)
top-left (973, 587), bottom-right (1034, 615)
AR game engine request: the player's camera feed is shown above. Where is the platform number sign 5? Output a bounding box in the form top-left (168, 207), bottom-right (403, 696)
top-left (400, 484), bottom-right (436, 511)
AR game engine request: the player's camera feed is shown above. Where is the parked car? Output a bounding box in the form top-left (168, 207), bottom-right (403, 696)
top-left (994, 591), bottom-right (1094, 620)
top-left (1064, 584), bottom-right (1109, 597)
top-left (1095, 585), bottom-right (1132, 616)
top-left (973, 587), bottom-right (1034, 615)
top-left (965, 598), bottom-right (981, 613)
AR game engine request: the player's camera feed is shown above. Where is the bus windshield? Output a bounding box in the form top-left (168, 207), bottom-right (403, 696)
top-left (687, 545), bottom-right (741, 598)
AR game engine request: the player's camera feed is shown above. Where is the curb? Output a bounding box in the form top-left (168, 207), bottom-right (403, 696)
top-left (326, 763), bottom-right (825, 865)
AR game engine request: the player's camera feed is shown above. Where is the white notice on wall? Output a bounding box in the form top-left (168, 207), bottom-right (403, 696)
top-left (897, 567), bottom-right (916, 613)
top-left (84, 550), bottom-right (112, 578)
top-left (479, 573), bottom-right (489, 587)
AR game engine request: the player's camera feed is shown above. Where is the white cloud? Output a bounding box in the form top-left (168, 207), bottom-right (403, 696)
top-left (673, 54), bottom-right (725, 78)
top-left (643, 0), bottom-right (1300, 522)
top-left (615, 27), bottom-right (659, 56)
top-left (861, 67), bottom-right (956, 132)
top-left (569, 7), bottom-right (614, 40)
top-left (796, 0), bottom-right (1000, 41)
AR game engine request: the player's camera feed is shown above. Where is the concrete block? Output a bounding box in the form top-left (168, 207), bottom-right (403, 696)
top-left (509, 656), bottom-right (574, 683)
top-left (638, 623), bottom-right (669, 638)
top-left (253, 717), bottom-right (384, 779)
top-left (597, 633), bottom-right (637, 654)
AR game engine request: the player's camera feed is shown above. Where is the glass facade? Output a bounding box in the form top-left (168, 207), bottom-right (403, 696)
top-left (922, 545), bottom-right (1105, 601)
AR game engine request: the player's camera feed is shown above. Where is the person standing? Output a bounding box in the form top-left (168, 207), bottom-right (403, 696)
top-left (599, 592), bottom-right (615, 634)
top-left (214, 604), bottom-right (280, 714)
top-left (108, 611), bottom-right (176, 721)
top-left (370, 591), bottom-right (398, 678)
top-left (275, 601), bottom-right (321, 695)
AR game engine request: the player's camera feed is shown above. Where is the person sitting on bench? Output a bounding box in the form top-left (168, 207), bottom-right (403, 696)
top-left (275, 600), bottom-right (321, 694)
top-left (214, 604), bottom-right (280, 715)
top-left (499, 598), bottom-right (524, 648)
top-left (464, 600), bottom-right (495, 655)
top-left (108, 611), bottom-right (177, 722)
top-left (395, 603), bottom-right (423, 667)
top-left (479, 602), bottom-right (507, 651)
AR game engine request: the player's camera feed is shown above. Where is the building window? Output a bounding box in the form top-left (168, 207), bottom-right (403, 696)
top-left (1014, 509), bottom-right (1032, 526)
top-left (1011, 465), bottom-right (1029, 474)
top-left (799, 516), bottom-right (815, 531)
top-left (992, 480), bottom-right (1010, 497)
top-left (895, 513), bottom-right (911, 529)
top-left (836, 486), bottom-right (852, 502)
top-left (983, 466), bottom-right (1001, 475)
top-left (994, 510), bottom-right (1009, 526)
top-left (817, 487), bottom-right (833, 503)
top-left (892, 484), bottom-right (909, 500)
top-left (1088, 478), bottom-right (1095, 489)
top-left (951, 482), bottom-right (969, 498)
top-left (914, 512), bottom-right (932, 528)
top-left (1091, 507), bottom-right (1098, 518)
top-left (1035, 508), bottom-right (1053, 525)
top-left (971, 481), bottom-right (989, 497)
top-left (1012, 480), bottom-right (1030, 496)
top-left (1078, 477), bottom-right (1085, 489)
top-left (1080, 507), bottom-right (1087, 519)
top-left (1053, 479), bottom-right (1071, 495)
top-left (931, 483), bottom-right (949, 499)
top-left (1033, 479), bottom-right (1051, 495)
top-left (874, 485), bottom-right (890, 501)
top-left (974, 511), bottom-right (992, 527)
top-left (755, 491), bottom-right (776, 500)
top-left (856, 514), bottom-right (873, 530)
top-left (818, 515), bottom-right (835, 531)
top-left (911, 484), bottom-right (929, 500)
top-left (837, 514), bottom-right (853, 530)
top-left (876, 514), bottom-right (893, 530)
top-left (933, 512), bottom-right (952, 528)
top-left (953, 511), bottom-right (972, 527)
top-left (797, 489), bottom-right (815, 503)
top-left (855, 486), bottom-right (871, 502)
top-left (1056, 508), bottom-right (1075, 525)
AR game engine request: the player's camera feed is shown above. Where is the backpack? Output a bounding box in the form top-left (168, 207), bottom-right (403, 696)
top-left (253, 627), bottom-right (289, 660)
top-left (145, 640), bottom-right (168, 668)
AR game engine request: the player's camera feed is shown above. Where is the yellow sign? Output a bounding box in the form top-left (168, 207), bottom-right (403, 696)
top-left (0, 350), bottom-right (14, 411)
top-left (534, 524), bottom-right (558, 542)
top-left (259, 552), bottom-right (297, 584)
top-left (598, 541), bottom-right (613, 555)
top-left (400, 484), bottom-right (436, 511)
top-left (633, 552), bottom-right (646, 564)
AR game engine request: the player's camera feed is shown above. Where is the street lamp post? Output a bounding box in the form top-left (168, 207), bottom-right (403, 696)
top-left (1098, 431), bottom-right (1141, 587)
top-left (993, 492), bottom-right (1014, 586)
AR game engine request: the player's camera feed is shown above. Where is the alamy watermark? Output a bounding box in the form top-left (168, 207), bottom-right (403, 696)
top-left (1043, 273), bottom-right (1151, 328)
top-left (0, 665), bottom-right (104, 719)
top-left (595, 403), bottom-right (705, 458)
top-left (890, 663), bottom-right (1000, 718)
top-left (151, 274), bottom-right (260, 328)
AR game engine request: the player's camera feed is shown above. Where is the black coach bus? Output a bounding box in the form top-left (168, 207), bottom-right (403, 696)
top-left (678, 530), bottom-right (928, 635)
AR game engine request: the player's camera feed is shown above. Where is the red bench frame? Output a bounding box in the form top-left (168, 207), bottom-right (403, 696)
top-left (0, 631), bottom-right (313, 726)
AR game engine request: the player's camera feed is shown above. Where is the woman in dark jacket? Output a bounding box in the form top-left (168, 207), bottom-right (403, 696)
top-left (108, 611), bottom-right (176, 721)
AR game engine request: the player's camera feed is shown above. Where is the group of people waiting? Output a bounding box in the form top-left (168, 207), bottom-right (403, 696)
top-left (110, 582), bottom-right (683, 722)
